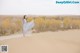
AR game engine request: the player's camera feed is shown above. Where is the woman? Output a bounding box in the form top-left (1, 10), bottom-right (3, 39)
top-left (23, 15), bottom-right (35, 37)
top-left (23, 15), bottom-right (27, 37)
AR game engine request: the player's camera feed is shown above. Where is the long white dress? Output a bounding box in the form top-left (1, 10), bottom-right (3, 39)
top-left (23, 19), bottom-right (35, 36)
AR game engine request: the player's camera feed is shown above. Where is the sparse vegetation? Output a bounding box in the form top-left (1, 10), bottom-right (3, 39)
top-left (0, 16), bottom-right (22, 36)
top-left (26, 16), bottom-right (80, 32)
top-left (0, 15), bottom-right (80, 36)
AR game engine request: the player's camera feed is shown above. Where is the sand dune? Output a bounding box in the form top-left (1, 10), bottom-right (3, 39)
top-left (0, 30), bottom-right (80, 53)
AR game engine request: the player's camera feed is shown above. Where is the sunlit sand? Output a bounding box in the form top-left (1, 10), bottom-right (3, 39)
top-left (0, 30), bottom-right (80, 53)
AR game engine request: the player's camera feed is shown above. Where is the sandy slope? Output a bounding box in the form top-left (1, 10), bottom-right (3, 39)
top-left (0, 30), bottom-right (80, 53)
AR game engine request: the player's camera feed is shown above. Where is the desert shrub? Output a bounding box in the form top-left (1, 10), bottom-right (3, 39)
top-left (71, 19), bottom-right (80, 29)
top-left (51, 19), bottom-right (61, 31)
top-left (32, 16), bottom-right (80, 32)
top-left (0, 15), bottom-right (80, 35)
top-left (0, 17), bottom-right (22, 36)
top-left (33, 17), bottom-right (62, 32)
top-left (26, 17), bottom-right (33, 22)
top-left (15, 19), bottom-right (22, 31)
top-left (63, 18), bottom-right (72, 29)
top-left (34, 17), bottom-right (45, 32)
top-left (44, 19), bottom-right (52, 30)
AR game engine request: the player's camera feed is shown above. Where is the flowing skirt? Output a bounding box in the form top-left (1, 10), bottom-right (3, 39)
top-left (23, 20), bottom-right (35, 35)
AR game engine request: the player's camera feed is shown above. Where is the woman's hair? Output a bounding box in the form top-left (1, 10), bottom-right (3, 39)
top-left (23, 15), bottom-right (26, 19)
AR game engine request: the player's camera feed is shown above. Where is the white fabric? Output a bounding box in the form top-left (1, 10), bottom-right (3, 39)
top-left (23, 19), bottom-right (35, 34)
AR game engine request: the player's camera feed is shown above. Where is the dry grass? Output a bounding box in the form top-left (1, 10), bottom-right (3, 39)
top-left (26, 16), bottom-right (80, 32)
top-left (0, 16), bottom-right (23, 36)
top-left (0, 15), bottom-right (80, 36)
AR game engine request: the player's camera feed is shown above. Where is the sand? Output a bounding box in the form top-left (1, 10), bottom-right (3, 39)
top-left (0, 30), bottom-right (80, 53)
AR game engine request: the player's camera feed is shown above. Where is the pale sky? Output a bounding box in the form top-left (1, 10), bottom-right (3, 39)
top-left (0, 0), bottom-right (80, 15)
